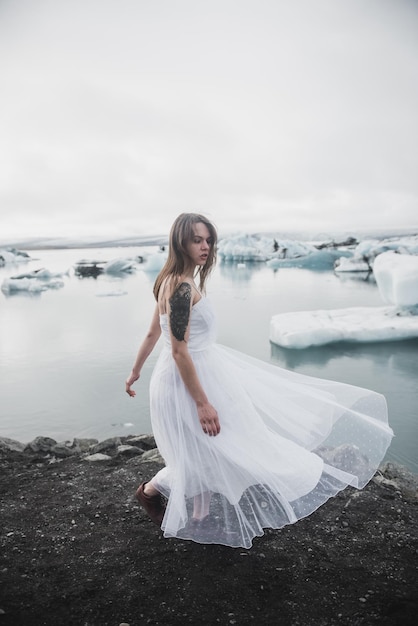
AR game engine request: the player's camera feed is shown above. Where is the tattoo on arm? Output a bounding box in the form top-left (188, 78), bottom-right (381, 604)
top-left (169, 282), bottom-right (192, 341)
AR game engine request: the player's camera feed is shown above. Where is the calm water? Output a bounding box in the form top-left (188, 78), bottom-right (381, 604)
top-left (0, 246), bottom-right (417, 473)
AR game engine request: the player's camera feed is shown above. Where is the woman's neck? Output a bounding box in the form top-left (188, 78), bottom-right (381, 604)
top-left (182, 264), bottom-right (198, 280)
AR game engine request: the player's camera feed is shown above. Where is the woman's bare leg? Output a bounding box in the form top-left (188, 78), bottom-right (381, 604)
top-left (192, 491), bottom-right (212, 520)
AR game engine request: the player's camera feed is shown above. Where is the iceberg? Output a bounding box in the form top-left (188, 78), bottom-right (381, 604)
top-left (334, 257), bottom-right (371, 273)
top-left (270, 249), bottom-right (418, 348)
top-left (1, 276), bottom-right (65, 295)
top-left (8, 268), bottom-right (69, 280)
top-left (1, 267), bottom-right (67, 295)
top-left (103, 258), bottom-right (136, 274)
top-left (0, 248), bottom-right (31, 266)
top-left (267, 248), bottom-right (351, 270)
top-left (141, 251), bottom-right (168, 272)
top-left (218, 234), bottom-right (282, 262)
top-left (334, 235), bottom-right (418, 274)
top-left (355, 235), bottom-right (418, 259)
top-left (374, 251), bottom-right (418, 307)
top-left (218, 233), bottom-right (352, 269)
top-left (218, 233), bottom-right (322, 263)
top-left (270, 306), bottom-right (418, 349)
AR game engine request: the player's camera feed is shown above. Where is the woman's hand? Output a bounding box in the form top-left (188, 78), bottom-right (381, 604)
top-left (125, 372), bottom-right (139, 397)
top-left (198, 402), bottom-right (221, 436)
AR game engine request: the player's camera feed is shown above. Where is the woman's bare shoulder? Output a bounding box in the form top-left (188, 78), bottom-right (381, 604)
top-left (158, 276), bottom-right (192, 314)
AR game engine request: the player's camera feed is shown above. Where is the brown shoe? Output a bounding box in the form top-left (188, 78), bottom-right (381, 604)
top-left (135, 482), bottom-right (166, 525)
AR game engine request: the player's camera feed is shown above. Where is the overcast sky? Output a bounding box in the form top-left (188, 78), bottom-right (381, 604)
top-left (0, 0), bottom-right (417, 241)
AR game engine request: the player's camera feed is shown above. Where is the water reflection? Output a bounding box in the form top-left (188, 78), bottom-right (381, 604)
top-left (334, 271), bottom-right (376, 284)
top-left (218, 261), bottom-right (265, 284)
top-left (270, 338), bottom-right (418, 370)
top-left (1, 289), bottom-right (43, 299)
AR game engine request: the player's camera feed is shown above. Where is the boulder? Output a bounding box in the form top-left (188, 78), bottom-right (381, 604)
top-left (90, 437), bottom-right (122, 454)
top-left (72, 438), bottom-right (99, 453)
top-left (0, 437), bottom-right (25, 453)
top-left (138, 448), bottom-right (164, 464)
top-left (377, 462), bottom-right (418, 501)
top-left (125, 434), bottom-right (156, 450)
top-left (24, 436), bottom-right (57, 453)
top-left (116, 445), bottom-right (144, 458)
top-left (51, 442), bottom-right (75, 458)
top-left (83, 453), bottom-right (112, 462)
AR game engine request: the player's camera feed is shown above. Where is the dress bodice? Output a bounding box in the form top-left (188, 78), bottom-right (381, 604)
top-left (160, 297), bottom-right (217, 352)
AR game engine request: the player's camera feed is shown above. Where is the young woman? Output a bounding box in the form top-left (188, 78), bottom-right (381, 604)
top-left (125, 213), bottom-right (393, 548)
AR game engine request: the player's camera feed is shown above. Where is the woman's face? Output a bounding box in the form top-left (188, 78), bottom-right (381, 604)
top-left (186, 222), bottom-right (213, 267)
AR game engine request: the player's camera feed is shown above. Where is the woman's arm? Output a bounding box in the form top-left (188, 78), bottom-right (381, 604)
top-left (125, 304), bottom-right (161, 397)
top-left (168, 282), bottom-right (220, 437)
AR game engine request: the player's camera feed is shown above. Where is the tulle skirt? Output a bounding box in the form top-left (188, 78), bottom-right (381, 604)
top-left (149, 343), bottom-right (393, 548)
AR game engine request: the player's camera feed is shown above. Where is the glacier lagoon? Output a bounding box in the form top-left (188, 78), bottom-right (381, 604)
top-left (0, 245), bottom-right (417, 473)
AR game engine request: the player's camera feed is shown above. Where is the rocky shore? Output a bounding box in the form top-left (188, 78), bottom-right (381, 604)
top-left (0, 434), bottom-right (417, 626)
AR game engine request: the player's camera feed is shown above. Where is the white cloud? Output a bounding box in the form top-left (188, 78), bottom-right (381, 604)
top-left (0, 0), bottom-right (417, 241)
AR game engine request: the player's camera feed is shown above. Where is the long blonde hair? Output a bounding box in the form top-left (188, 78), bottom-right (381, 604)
top-left (153, 213), bottom-right (217, 301)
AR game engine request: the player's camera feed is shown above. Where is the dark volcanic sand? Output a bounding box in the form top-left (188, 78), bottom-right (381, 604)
top-left (0, 444), bottom-right (417, 626)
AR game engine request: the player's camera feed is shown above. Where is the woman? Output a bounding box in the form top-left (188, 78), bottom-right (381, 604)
top-left (126, 213), bottom-right (393, 548)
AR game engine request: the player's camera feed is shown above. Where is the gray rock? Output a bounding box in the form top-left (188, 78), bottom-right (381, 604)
top-left (116, 445), bottom-right (144, 458)
top-left (379, 462), bottom-right (418, 501)
top-left (91, 437), bottom-right (122, 454)
top-left (83, 453), bottom-right (112, 462)
top-left (0, 437), bottom-right (25, 453)
top-left (125, 434), bottom-right (156, 450)
top-left (24, 436), bottom-right (57, 453)
top-left (72, 438), bottom-right (99, 453)
top-left (51, 442), bottom-right (75, 458)
top-left (139, 448), bottom-right (164, 464)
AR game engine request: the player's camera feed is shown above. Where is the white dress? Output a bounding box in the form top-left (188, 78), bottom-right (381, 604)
top-left (150, 297), bottom-right (393, 548)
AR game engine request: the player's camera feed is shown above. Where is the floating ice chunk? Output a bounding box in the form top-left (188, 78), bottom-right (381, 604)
top-left (33, 268), bottom-right (69, 279)
top-left (354, 239), bottom-right (379, 259)
top-left (269, 306), bottom-right (418, 349)
top-left (335, 235), bottom-right (418, 274)
top-left (267, 248), bottom-right (351, 270)
top-left (1, 277), bottom-right (64, 294)
top-left (103, 258), bottom-right (136, 274)
top-left (10, 268), bottom-right (69, 280)
top-left (41, 279), bottom-right (64, 289)
top-left (74, 257), bottom-right (136, 277)
top-left (218, 234), bottom-right (312, 263)
top-left (142, 251), bottom-right (168, 272)
top-left (334, 257), bottom-right (371, 273)
top-left (1, 278), bottom-right (47, 293)
top-left (354, 235), bottom-right (418, 261)
top-left (1, 267), bottom-right (66, 294)
top-left (373, 251), bottom-right (418, 307)
top-left (218, 234), bottom-right (352, 268)
top-left (218, 234), bottom-right (273, 262)
top-left (0, 248), bottom-right (31, 265)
